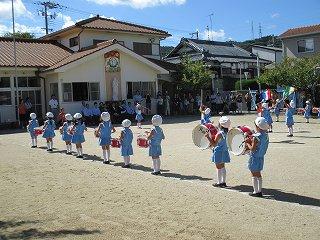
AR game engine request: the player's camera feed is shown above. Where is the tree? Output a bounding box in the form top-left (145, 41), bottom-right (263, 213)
top-left (3, 31), bottom-right (35, 39)
top-left (178, 56), bottom-right (212, 91)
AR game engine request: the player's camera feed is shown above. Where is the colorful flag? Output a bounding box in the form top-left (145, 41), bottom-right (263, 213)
top-left (261, 89), bottom-right (272, 101)
top-left (283, 86), bottom-right (295, 99)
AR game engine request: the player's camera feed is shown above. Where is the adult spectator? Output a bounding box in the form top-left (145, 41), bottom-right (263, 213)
top-left (205, 93), bottom-right (210, 106)
top-left (210, 92), bottom-right (216, 114)
top-left (18, 99), bottom-right (27, 128)
top-left (255, 90), bottom-right (261, 104)
top-left (25, 97), bottom-right (32, 116)
top-left (157, 95), bottom-right (164, 115)
top-left (57, 108), bottom-right (66, 126)
top-left (146, 93), bottom-right (152, 113)
top-left (189, 93), bottom-right (194, 114)
top-left (48, 95), bottom-right (59, 120)
top-left (99, 102), bottom-right (106, 112)
top-left (245, 92), bottom-right (252, 113)
top-left (216, 92), bottom-right (223, 113)
top-left (164, 92), bottom-right (171, 116)
top-left (133, 91), bottom-right (142, 104)
top-left (236, 93), bottom-right (243, 114)
top-left (91, 102), bottom-right (101, 125)
top-left (83, 103), bottom-right (93, 125)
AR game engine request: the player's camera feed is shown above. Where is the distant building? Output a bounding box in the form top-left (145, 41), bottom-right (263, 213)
top-left (279, 24), bottom-right (320, 58)
top-left (252, 45), bottom-right (283, 63)
top-left (164, 38), bottom-right (270, 91)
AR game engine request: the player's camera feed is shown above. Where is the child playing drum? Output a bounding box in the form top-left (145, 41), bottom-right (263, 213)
top-left (261, 103), bottom-right (273, 132)
top-left (205, 116), bottom-right (231, 188)
top-left (285, 100), bottom-right (295, 137)
top-left (147, 115), bottom-right (165, 175)
top-left (304, 101), bottom-right (312, 123)
top-left (120, 119), bottom-right (133, 168)
top-left (27, 113), bottom-right (39, 148)
top-left (245, 117), bottom-right (269, 197)
top-left (42, 112), bottom-right (56, 152)
top-left (199, 105), bottom-right (211, 124)
top-left (60, 113), bottom-right (73, 154)
top-left (71, 113), bottom-right (87, 158)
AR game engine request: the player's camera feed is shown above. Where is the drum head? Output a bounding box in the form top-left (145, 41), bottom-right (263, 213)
top-left (192, 124), bottom-right (210, 150)
top-left (227, 128), bottom-right (246, 156)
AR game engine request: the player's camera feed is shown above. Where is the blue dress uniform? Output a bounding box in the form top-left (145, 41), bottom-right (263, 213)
top-left (201, 113), bottom-right (211, 124)
top-left (120, 127), bottom-right (133, 156)
top-left (274, 102), bottom-right (281, 117)
top-left (149, 126), bottom-right (165, 157)
top-left (98, 121), bottom-right (112, 146)
top-left (62, 122), bottom-right (73, 142)
top-left (27, 119), bottom-right (39, 138)
top-left (135, 109), bottom-right (143, 122)
top-left (304, 104), bottom-right (311, 119)
top-left (248, 132), bottom-right (269, 172)
top-left (285, 107), bottom-right (294, 127)
top-left (262, 108), bottom-right (273, 125)
top-left (42, 120), bottom-right (56, 138)
top-left (71, 122), bottom-right (86, 143)
top-left (212, 131), bottom-right (230, 164)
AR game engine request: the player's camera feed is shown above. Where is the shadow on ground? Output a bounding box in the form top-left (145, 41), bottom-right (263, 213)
top-left (229, 185), bottom-right (320, 208)
top-left (270, 140), bottom-right (305, 144)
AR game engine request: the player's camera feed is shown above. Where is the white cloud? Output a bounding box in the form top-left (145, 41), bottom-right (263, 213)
top-left (202, 29), bottom-right (226, 41)
top-left (0, 0), bottom-right (32, 19)
top-left (271, 13), bottom-right (280, 19)
top-left (0, 22), bottom-right (45, 35)
top-left (87, 0), bottom-right (186, 9)
top-left (88, 13), bottom-right (116, 20)
top-left (57, 13), bottom-right (75, 28)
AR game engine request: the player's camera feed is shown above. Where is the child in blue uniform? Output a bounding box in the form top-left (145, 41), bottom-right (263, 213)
top-left (60, 113), bottom-right (73, 154)
top-left (120, 119), bottom-right (133, 168)
top-left (274, 99), bottom-right (281, 122)
top-left (285, 100), bottom-right (295, 137)
top-left (206, 116), bottom-right (231, 188)
top-left (261, 103), bottom-right (273, 132)
top-left (245, 117), bottom-right (269, 197)
top-left (27, 112), bottom-right (39, 148)
top-left (135, 103), bottom-right (144, 128)
top-left (304, 101), bottom-right (312, 123)
top-left (147, 115), bottom-right (165, 175)
top-left (71, 113), bottom-right (87, 158)
top-left (199, 106), bottom-right (211, 124)
top-left (42, 112), bottom-right (56, 151)
top-left (96, 112), bottom-right (116, 164)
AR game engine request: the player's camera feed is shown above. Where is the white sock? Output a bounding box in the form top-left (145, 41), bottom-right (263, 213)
top-left (47, 142), bottom-right (50, 149)
top-left (123, 156), bottom-right (130, 165)
top-left (76, 148), bottom-right (80, 156)
top-left (34, 138), bottom-right (37, 146)
top-left (289, 127), bottom-right (293, 135)
top-left (107, 149), bottom-right (110, 161)
top-left (31, 139), bottom-right (35, 146)
top-left (103, 150), bottom-right (107, 162)
top-left (156, 158), bottom-right (161, 172)
top-left (152, 158), bottom-right (157, 172)
top-left (79, 148), bottom-right (83, 156)
top-left (69, 144), bottom-right (72, 153)
top-left (257, 177), bottom-right (262, 193)
top-left (216, 169), bottom-right (223, 184)
top-left (66, 145), bottom-right (70, 153)
top-left (252, 177), bottom-right (259, 193)
top-left (50, 141), bottom-right (53, 149)
top-left (221, 167), bottom-right (226, 183)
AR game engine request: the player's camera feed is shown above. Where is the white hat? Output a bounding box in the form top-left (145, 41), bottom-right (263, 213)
top-left (74, 113), bottom-right (82, 119)
top-left (204, 108), bottom-right (211, 115)
top-left (152, 115), bottom-right (162, 126)
top-left (262, 103), bottom-right (268, 109)
top-left (289, 100), bottom-right (295, 108)
top-left (122, 119), bottom-right (131, 128)
top-left (306, 100), bottom-right (310, 104)
top-left (65, 113), bottom-right (73, 121)
top-left (255, 117), bottom-right (269, 131)
top-left (101, 112), bottom-right (110, 122)
top-left (46, 112), bottom-right (54, 118)
top-left (276, 99), bottom-right (280, 103)
top-left (30, 113), bottom-right (37, 119)
top-left (219, 116), bottom-right (231, 129)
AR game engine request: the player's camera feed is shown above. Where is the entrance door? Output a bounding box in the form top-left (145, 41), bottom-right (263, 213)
top-left (15, 90), bottom-right (43, 119)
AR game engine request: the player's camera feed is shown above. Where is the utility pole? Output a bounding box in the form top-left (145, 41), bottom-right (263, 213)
top-left (189, 30), bottom-right (199, 39)
top-left (251, 21), bottom-right (255, 40)
top-left (36, 1), bottom-right (61, 34)
top-left (209, 13), bottom-right (213, 40)
top-left (206, 26), bottom-right (210, 40)
top-left (258, 23), bottom-right (262, 38)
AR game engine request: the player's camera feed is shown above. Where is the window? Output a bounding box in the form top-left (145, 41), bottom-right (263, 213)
top-left (0, 91), bottom-right (12, 105)
top-left (297, 39), bottom-right (314, 53)
top-left (14, 76), bottom-right (40, 87)
top-left (18, 77), bottom-right (28, 87)
top-left (69, 36), bottom-right (79, 47)
top-left (93, 39), bottom-right (108, 45)
top-left (0, 77), bottom-right (10, 88)
top-left (126, 82), bottom-right (156, 99)
top-left (50, 83), bottom-right (58, 98)
top-left (133, 42), bottom-right (152, 55)
top-left (62, 82), bottom-right (100, 102)
top-left (222, 68), bottom-right (232, 74)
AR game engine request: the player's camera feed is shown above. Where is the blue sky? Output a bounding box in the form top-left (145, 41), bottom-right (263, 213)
top-left (0, 0), bottom-right (320, 46)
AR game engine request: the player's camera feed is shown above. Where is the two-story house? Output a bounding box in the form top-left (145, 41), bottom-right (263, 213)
top-left (0, 16), bottom-right (173, 124)
top-left (279, 24), bottom-right (320, 58)
top-left (251, 45), bottom-right (283, 64)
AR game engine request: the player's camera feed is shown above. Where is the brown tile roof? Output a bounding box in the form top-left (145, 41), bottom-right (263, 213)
top-left (41, 16), bottom-right (170, 40)
top-left (44, 39), bottom-right (116, 71)
top-left (279, 24), bottom-right (320, 38)
top-left (0, 37), bottom-right (72, 68)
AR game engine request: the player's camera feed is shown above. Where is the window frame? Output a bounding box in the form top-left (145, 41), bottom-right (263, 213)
top-left (69, 36), bottom-right (79, 48)
top-left (126, 81), bottom-right (156, 99)
top-left (297, 38), bottom-right (314, 53)
top-left (0, 91), bottom-right (12, 106)
top-left (0, 77), bottom-right (11, 88)
top-left (133, 42), bottom-right (152, 55)
top-left (62, 82), bottom-right (100, 102)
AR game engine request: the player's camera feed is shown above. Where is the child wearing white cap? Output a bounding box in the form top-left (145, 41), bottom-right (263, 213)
top-left (261, 102), bottom-right (273, 132)
top-left (205, 116), bottom-right (231, 188)
top-left (147, 115), bottom-right (165, 175)
top-left (245, 117), bottom-right (269, 197)
top-left (27, 113), bottom-right (39, 148)
top-left (284, 100), bottom-right (295, 137)
top-left (96, 112), bottom-right (116, 164)
top-left (70, 113), bottom-right (87, 158)
top-left (120, 119), bottom-right (133, 168)
top-left (42, 112), bottom-right (56, 151)
top-left (199, 105), bottom-right (211, 124)
top-left (135, 103), bottom-right (144, 129)
top-left (304, 101), bottom-right (312, 123)
top-left (59, 113), bottom-right (73, 154)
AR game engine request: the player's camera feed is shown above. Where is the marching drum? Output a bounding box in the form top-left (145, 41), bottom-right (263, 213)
top-left (137, 135), bottom-right (149, 148)
top-left (94, 129), bottom-right (100, 138)
top-left (227, 126), bottom-right (254, 156)
top-left (34, 128), bottom-right (43, 136)
top-left (111, 138), bottom-right (121, 148)
top-left (192, 123), bottom-right (218, 150)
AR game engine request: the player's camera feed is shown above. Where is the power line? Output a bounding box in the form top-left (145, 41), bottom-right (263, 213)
top-left (258, 22), bottom-right (262, 38)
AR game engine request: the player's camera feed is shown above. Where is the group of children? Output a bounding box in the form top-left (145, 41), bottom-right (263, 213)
top-left (27, 111), bottom-right (165, 175)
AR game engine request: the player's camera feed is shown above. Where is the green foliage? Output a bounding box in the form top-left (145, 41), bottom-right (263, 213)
top-left (259, 54), bottom-right (320, 89)
top-left (235, 79), bottom-right (275, 90)
top-left (231, 35), bottom-right (282, 52)
top-left (3, 31), bottom-right (35, 39)
top-left (178, 56), bottom-right (212, 91)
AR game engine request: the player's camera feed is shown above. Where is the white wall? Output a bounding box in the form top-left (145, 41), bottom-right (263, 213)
top-left (252, 48), bottom-right (275, 62)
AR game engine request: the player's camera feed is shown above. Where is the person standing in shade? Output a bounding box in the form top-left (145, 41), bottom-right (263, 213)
top-left (245, 92), bottom-right (252, 113)
top-left (25, 97), bottom-right (33, 117)
top-left (18, 99), bottom-right (27, 129)
top-left (146, 93), bottom-right (152, 114)
top-left (164, 92), bottom-right (171, 116)
top-left (48, 95), bottom-right (59, 122)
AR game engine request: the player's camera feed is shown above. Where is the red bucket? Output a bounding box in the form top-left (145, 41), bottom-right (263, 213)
top-left (34, 128), bottom-right (43, 136)
top-left (137, 136), bottom-right (149, 148)
top-left (111, 138), bottom-right (121, 148)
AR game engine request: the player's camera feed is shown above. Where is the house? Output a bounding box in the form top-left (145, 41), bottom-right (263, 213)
top-left (164, 38), bottom-right (270, 91)
top-left (0, 16), bottom-right (173, 124)
top-left (279, 24), bottom-right (320, 58)
top-left (251, 45), bottom-right (283, 63)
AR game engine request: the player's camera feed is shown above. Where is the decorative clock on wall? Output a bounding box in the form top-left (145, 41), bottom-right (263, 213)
top-left (105, 51), bottom-right (120, 72)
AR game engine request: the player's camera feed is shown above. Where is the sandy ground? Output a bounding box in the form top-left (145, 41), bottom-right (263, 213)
top-left (0, 114), bottom-right (319, 240)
